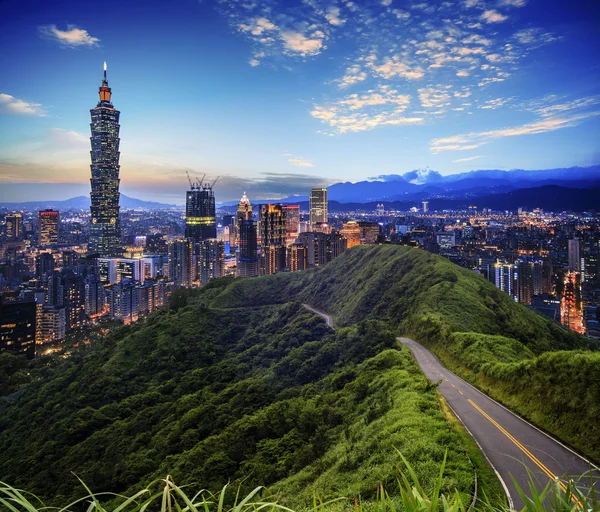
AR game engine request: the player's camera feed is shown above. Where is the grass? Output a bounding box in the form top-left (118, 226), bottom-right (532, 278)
top-left (1, 454), bottom-right (597, 512)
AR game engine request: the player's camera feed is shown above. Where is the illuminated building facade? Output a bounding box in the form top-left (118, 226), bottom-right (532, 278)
top-left (4, 214), bottom-right (22, 241)
top-left (185, 178), bottom-right (216, 243)
top-left (38, 209), bottom-right (59, 246)
top-left (561, 271), bottom-right (583, 333)
top-left (168, 239), bottom-right (195, 287)
top-left (258, 204), bottom-right (287, 275)
top-left (89, 63), bottom-right (122, 256)
top-left (309, 188), bottom-right (328, 228)
top-left (283, 205), bottom-right (300, 244)
top-left (199, 239), bottom-right (224, 286)
top-left (340, 221), bottom-right (361, 248)
top-left (0, 299), bottom-right (36, 358)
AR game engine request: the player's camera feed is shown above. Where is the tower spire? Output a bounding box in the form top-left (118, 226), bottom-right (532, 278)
top-left (99, 62), bottom-right (112, 103)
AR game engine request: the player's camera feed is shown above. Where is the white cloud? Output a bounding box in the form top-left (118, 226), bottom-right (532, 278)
top-left (0, 93), bottom-right (46, 116)
top-left (249, 59), bottom-right (260, 67)
top-left (311, 86), bottom-right (422, 134)
top-left (281, 31), bottom-right (324, 56)
top-left (431, 110), bottom-right (600, 152)
top-left (38, 24), bottom-right (100, 47)
top-left (418, 87), bottom-right (452, 108)
top-left (501, 0), bottom-right (526, 6)
top-left (325, 6), bottom-right (345, 26)
top-left (239, 17), bottom-right (277, 36)
top-left (368, 55), bottom-right (425, 80)
top-left (481, 10), bottom-right (508, 23)
top-left (381, 0), bottom-right (393, 5)
top-left (453, 155), bottom-right (484, 162)
top-left (288, 157), bottom-right (315, 167)
top-left (339, 86), bottom-right (410, 110)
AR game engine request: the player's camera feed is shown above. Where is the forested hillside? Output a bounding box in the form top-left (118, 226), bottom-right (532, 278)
top-left (208, 245), bottom-right (599, 461)
top-left (1, 245), bottom-right (597, 507)
top-left (0, 282), bottom-right (492, 508)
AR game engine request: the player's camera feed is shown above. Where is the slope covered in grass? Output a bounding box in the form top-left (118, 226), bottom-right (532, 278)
top-left (0, 281), bottom-right (489, 508)
top-left (209, 245), bottom-right (598, 461)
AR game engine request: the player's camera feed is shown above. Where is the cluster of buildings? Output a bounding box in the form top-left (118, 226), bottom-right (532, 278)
top-left (0, 65), bottom-right (368, 359)
top-left (366, 205), bottom-right (600, 339)
top-left (2, 66), bottom-right (599, 360)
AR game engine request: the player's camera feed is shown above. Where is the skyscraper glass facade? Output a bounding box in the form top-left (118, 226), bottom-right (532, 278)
top-left (89, 64), bottom-right (122, 256)
top-left (185, 184), bottom-right (217, 242)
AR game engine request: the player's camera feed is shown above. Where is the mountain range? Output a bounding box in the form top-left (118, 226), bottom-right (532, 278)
top-left (0, 195), bottom-right (177, 211)
top-left (2, 166), bottom-right (599, 212)
top-left (221, 166), bottom-right (600, 212)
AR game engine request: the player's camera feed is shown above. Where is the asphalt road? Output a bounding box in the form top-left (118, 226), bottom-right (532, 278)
top-left (399, 337), bottom-right (600, 510)
top-left (303, 304), bottom-right (335, 329)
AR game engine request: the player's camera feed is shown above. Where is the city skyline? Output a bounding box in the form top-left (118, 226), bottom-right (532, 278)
top-left (1, 0), bottom-right (599, 204)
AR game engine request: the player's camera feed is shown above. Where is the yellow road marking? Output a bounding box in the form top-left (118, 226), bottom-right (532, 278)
top-left (459, 390), bottom-right (463, 395)
top-left (468, 399), bottom-right (582, 509)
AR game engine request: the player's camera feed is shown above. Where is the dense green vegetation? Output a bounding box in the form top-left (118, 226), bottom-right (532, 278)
top-left (0, 279), bottom-right (492, 508)
top-left (207, 245), bottom-right (598, 461)
top-left (1, 244), bottom-right (597, 507)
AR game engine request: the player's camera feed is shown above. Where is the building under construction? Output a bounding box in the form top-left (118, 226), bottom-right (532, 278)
top-left (185, 173), bottom-right (217, 243)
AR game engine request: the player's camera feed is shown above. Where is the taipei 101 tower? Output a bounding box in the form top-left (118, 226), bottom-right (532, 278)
top-left (88, 62), bottom-right (122, 256)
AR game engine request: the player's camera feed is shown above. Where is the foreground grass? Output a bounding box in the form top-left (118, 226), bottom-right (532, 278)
top-left (1, 454), bottom-right (597, 512)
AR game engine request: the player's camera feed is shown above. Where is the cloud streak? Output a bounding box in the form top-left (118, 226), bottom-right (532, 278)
top-left (38, 24), bottom-right (100, 47)
top-left (431, 109), bottom-right (600, 153)
top-left (0, 93), bottom-right (46, 116)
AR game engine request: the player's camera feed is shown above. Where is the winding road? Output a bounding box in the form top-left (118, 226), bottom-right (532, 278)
top-left (303, 305), bottom-right (599, 510)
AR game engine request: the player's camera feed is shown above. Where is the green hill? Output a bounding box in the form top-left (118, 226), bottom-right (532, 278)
top-left (0, 245), bottom-right (597, 507)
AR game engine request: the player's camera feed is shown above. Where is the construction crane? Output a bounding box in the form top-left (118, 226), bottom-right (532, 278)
top-left (185, 171), bottom-right (206, 190)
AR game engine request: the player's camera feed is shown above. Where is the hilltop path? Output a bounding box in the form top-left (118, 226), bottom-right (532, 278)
top-left (302, 304), bottom-right (599, 510)
top-left (400, 337), bottom-right (599, 510)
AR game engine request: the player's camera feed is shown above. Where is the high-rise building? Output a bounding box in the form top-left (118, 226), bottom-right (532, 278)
top-left (422, 201), bottom-right (429, 213)
top-left (309, 188), bottom-right (328, 228)
top-left (340, 221), bottom-right (361, 248)
top-left (237, 192), bottom-right (253, 223)
top-left (358, 221), bottom-right (380, 244)
top-left (38, 209), bottom-right (59, 246)
top-left (0, 298), bottom-right (36, 358)
top-left (107, 280), bottom-right (139, 324)
top-left (283, 205), bottom-right (300, 244)
top-left (494, 261), bottom-right (514, 298)
top-left (4, 214), bottom-right (22, 241)
top-left (35, 252), bottom-right (55, 280)
top-left (85, 276), bottom-right (106, 319)
top-left (168, 239), bottom-right (195, 287)
top-left (38, 305), bottom-right (66, 344)
top-left (237, 220), bottom-right (259, 278)
top-left (199, 239), bottom-right (224, 286)
top-left (288, 242), bottom-right (307, 272)
top-left (185, 177), bottom-right (217, 243)
top-left (89, 63), bottom-right (122, 257)
top-left (568, 239), bottom-right (582, 271)
top-left (258, 204), bottom-right (287, 275)
top-left (561, 271), bottom-right (583, 333)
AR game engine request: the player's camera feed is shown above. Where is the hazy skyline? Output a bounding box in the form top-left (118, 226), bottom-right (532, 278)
top-left (0, 0), bottom-right (599, 204)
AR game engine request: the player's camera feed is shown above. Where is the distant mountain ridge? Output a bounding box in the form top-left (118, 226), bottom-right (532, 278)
top-left (0, 195), bottom-right (177, 211)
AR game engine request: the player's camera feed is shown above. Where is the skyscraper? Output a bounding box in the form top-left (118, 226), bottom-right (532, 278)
top-left (199, 239), bottom-right (224, 286)
top-left (168, 239), bottom-right (195, 287)
top-left (4, 213), bottom-right (22, 240)
top-left (38, 209), bottom-right (59, 246)
top-left (309, 188), bottom-right (328, 228)
top-left (89, 63), bottom-right (122, 257)
top-left (236, 193), bottom-right (259, 277)
top-left (258, 204), bottom-right (287, 275)
top-left (568, 239), bottom-right (582, 271)
top-left (283, 205), bottom-right (300, 244)
top-left (185, 176), bottom-right (217, 243)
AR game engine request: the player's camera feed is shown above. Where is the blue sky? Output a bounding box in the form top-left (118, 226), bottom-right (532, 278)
top-left (0, 0), bottom-right (598, 204)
